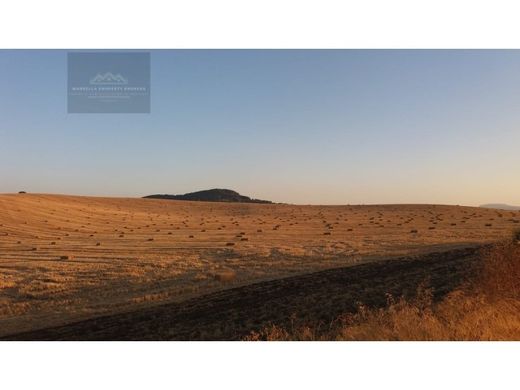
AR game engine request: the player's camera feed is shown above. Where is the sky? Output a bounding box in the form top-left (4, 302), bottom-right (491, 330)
top-left (1, 50), bottom-right (520, 206)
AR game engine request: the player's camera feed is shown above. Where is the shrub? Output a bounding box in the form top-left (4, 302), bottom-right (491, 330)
top-left (512, 228), bottom-right (520, 241)
top-left (477, 239), bottom-right (520, 300)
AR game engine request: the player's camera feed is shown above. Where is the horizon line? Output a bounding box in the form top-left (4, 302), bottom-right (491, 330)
top-left (2, 191), bottom-right (516, 209)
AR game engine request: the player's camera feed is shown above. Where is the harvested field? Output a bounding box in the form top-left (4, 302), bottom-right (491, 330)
top-left (0, 193), bottom-right (518, 337)
top-left (3, 246), bottom-right (481, 340)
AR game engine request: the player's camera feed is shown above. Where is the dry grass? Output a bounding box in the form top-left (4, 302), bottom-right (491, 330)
top-left (246, 234), bottom-right (520, 341)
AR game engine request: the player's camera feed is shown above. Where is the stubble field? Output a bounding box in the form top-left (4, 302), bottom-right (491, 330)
top-left (0, 193), bottom-right (518, 337)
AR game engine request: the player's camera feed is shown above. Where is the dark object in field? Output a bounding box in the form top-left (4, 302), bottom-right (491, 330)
top-left (18, 191), bottom-right (26, 194)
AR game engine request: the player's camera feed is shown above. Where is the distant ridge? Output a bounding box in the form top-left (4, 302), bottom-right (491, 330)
top-left (480, 203), bottom-right (520, 211)
top-left (143, 189), bottom-right (272, 204)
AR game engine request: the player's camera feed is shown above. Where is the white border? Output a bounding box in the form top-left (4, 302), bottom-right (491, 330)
top-left (1, 0), bottom-right (520, 48)
top-left (1, 1), bottom-right (520, 389)
top-left (0, 342), bottom-right (518, 390)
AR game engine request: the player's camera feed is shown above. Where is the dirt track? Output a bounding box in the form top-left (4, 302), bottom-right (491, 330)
top-left (3, 246), bottom-right (482, 340)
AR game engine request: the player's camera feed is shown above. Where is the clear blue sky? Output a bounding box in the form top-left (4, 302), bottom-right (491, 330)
top-left (1, 50), bottom-right (520, 205)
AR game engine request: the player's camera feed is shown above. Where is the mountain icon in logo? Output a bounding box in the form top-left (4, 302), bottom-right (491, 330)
top-left (89, 72), bottom-right (128, 85)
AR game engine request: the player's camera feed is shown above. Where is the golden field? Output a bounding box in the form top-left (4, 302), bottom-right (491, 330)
top-left (0, 193), bottom-right (519, 337)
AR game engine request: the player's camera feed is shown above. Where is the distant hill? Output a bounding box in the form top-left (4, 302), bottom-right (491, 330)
top-left (480, 203), bottom-right (520, 211)
top-left (143, 189), bottom-right (272, 204)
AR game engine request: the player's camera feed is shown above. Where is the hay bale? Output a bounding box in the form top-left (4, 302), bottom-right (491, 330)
top-left (213, 269), bottom-right (236, 282)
